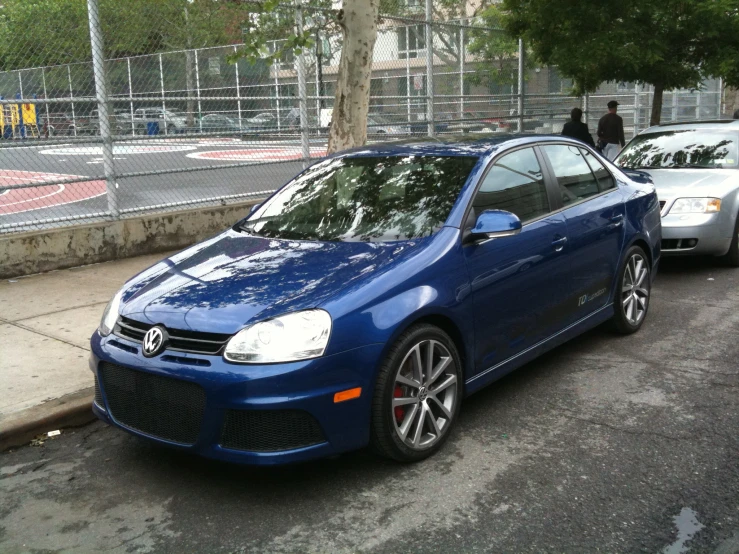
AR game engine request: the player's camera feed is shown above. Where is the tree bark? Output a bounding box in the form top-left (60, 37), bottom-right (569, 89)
top-left (327, 0), bottom-right (380, 154)
top-left (650, 83), bottom-right (664, 126)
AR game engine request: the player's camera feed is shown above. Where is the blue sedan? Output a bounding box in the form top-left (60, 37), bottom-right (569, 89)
top-left (90, 135), bottom-right (661, 465)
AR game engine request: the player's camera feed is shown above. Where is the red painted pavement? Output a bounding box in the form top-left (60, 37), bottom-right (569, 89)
top-left (0, 170), bottom-right (107, 215)
top-left (187, 147), bottom-right (326, 162)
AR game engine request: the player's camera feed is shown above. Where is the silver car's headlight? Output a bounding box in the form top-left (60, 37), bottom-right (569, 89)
top-left (224, 309), bottom-right (332, 364)
top-left (98, 289), bottom-right (123, 337)
top-left (669, 197), bottom-right (721, 214)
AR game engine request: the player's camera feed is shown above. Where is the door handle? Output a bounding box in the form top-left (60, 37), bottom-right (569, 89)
top-left (610, 214), bottom-right (624, 227)
top-left (551, 236), bottom-right (568, 252)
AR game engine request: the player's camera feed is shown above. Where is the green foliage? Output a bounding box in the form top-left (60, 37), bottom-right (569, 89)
top-left (501, 0), bottom-right (739, 94)
top-left (467, 4), bottom-right (526, 90)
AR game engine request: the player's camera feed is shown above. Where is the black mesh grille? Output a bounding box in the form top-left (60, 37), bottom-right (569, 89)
top-left (220, 409), bottom-right (326, 452)
top-left (98, 362), bottom-right (206, 445)
top-left (659, 200), bottom-right (666, 210)
top-left (94, 376), bottom-right (104, 407)
top-left (114, 316), bottom-right (231, 355)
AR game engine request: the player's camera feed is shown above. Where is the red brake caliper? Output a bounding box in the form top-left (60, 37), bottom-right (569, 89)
top-left (394, 385), bottom-right (405, 423)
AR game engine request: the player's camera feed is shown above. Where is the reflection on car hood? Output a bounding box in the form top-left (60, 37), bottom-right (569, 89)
top-left (637, 168), bottom-right (739, 199)
top-left (119, 230), bottom-right (420, 334)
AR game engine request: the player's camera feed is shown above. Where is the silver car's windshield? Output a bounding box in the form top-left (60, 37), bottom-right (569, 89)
top-left (617, 130), bottom-right (739, 169)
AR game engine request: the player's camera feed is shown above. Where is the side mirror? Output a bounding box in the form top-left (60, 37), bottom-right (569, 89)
top-left (248, 203), bottom-right (261, 216)
top-left (471, 210), bottom-right (522, 240)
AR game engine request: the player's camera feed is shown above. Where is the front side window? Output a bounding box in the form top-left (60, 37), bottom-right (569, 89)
top-left (541, 144), bottom-right (600, 205)
top-left (472, 147), bottom-right (549, 223)
top-left (617, 130), bottom-right (739, 169)
top-left (242, 155), bottom-right (478, 242)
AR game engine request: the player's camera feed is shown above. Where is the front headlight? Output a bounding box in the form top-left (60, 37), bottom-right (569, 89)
top-left (224, 309), bottom-right (332, 364)
top-left (98, 289), bottom-right (123, 337)
top-left (669, 197), bottom-right (721, 214)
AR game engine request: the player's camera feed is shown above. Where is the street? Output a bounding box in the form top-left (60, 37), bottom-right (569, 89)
top-left (1, 256), bottom-right (738, 553)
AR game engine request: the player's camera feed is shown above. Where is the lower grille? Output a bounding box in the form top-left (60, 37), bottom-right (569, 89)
top-left (662, 238), bottom-right (698, 250)
top-left (220, 409), bottom-right (326, 452)
top-left (94, 376), bottom-right (104, 407)
top-left (98, 362), bottom-right (206, 445)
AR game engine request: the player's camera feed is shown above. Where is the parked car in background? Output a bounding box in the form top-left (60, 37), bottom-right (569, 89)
top-left (199, 114), bottom-right (243, 134)
top-left (367, 114), bottom-right (410, 135)
top-left (131, 107), bottom-right (188, 134)
top-left (245, 112), bottom-right (278, 132)
top-left (40, 112), bottom-right (77, 137)
top-left (616, 119), bottom-right (739, 265)
top-left (91, 135), bottom-right (660, 466)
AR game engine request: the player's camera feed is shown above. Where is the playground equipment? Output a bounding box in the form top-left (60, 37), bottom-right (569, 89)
top-left (0, 94), bottom-right (39, 139)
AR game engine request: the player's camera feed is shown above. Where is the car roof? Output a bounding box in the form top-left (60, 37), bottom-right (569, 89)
top-left (640, 119), bottom-right (739, 134)
top-left (332, 134), bottom-right (581, 158)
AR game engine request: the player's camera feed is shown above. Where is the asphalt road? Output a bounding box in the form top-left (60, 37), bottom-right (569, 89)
top-left (2, 256), bottom-right (739, 553)
top-left (0, 137), bottom-right (310, 229)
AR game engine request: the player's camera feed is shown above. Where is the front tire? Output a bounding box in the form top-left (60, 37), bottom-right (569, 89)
top-left (370, 324), bottom-right (462, 462)
top-left (611, 245), bottom-right (651, 334)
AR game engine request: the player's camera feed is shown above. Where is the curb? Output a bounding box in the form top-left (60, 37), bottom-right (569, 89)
top-left (0, 387), bottom-right (96, 451)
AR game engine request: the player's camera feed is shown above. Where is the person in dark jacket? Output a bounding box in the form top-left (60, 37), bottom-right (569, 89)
top-left (734, 108), bottom-right (739, 119)
top-left (562, 108), bottom-right (594, 147)
top-left (597, 100), bottom-right (626, 160)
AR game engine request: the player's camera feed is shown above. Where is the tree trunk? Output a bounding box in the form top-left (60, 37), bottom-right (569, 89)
top-left (650, 83), bottom-right (664, 126)
top-left (327, 0), bottom-right (380, 154)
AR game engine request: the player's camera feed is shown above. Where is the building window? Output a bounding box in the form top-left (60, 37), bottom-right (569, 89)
top-left (398, 24), bottom-right (426, 59)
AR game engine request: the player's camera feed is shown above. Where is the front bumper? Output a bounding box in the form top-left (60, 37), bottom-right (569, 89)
top-left (659, 210), bottom-right (733, 256)
top-left (90, 332), bottom-right (384, 465)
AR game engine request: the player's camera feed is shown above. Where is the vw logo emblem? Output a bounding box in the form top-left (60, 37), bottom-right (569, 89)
top-left (142, 326), bottom-right (167, 358)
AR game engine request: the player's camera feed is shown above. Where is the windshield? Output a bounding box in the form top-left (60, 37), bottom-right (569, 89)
top-left (617, 130), bottom-right (739, 169)
top-left (242, 155), bottom-right (478, 242)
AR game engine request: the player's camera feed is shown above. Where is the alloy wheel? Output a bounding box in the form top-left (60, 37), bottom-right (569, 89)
top-left (391, 339), bottom-right (458, 450)
top-left (622, 253), bottom-right (649, 326)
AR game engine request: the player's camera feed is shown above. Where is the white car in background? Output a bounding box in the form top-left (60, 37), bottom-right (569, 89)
top-left (616, 120), bottom-right (739, 265)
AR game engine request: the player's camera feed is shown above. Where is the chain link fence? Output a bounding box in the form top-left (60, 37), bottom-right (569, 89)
top-left (0, 1), bottom-right (724, 235)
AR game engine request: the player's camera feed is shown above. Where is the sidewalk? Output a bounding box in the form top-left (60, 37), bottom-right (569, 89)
top-left (0, 252), bottom-right (174, 449)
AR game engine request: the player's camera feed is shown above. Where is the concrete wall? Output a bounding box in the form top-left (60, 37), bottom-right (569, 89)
top-left (0, 199), bottom-right (263, 279)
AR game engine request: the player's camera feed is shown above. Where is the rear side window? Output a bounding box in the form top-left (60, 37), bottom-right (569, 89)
top-left (472, 147), bottom-right (549, 223)
top-left (541, 144), bottom-right (600, 205)
top-left (581, 148), bottom-right (616, 192)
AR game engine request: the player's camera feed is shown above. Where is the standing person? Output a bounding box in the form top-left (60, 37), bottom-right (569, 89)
top-left (597, 100), bottom-right (626, 160)
top-left (562, 107), bottom-right (595, 147)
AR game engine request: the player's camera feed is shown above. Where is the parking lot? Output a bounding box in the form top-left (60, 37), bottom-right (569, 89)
top-left (2, 255), bottom-right (738, 553)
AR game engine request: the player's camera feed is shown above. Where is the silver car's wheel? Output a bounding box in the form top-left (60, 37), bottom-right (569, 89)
top-left (391, 339), bottom-right (458, 450)
top-left (621, 252), bottom-right (649, 326)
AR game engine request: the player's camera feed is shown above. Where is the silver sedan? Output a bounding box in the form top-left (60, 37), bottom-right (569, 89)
top-left (616, 120), bottom-right (739, 265)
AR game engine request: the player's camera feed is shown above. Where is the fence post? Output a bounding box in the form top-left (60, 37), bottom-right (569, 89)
top-left (127, 58), bottom-right (135, 135)
top-left (86, 0), bottom-right (119, 217)
top-left (517, 38), bottom-right (524, 133)
top-left (459, 22), bottom-right (465, 120)
top-left (634, 83), bottom-right (640, 135)
top-left (583, 93), bottom-right (589, 123)
top-left (41, 68), bottom-right (50, 136)
top-left (159, 53), bottom-right (168, 134)
top-left (425, 0), bottom-right (435, 137)
top-left (67, 65), bottom-right (77, 137)
top-left (18, 72), bottom-right (24, 99)
top-left (273, 52), bottom-right (282, 131)
top-left (295, 0), bottom-right (311, 166)
top-left (718, 77), bottom-right (724, 118)
top-left (194, 49), bottom-right (203, 133)
top-left (406, 26), bottom-right (411, 127)
top-left (234, 46), bottom-right (243, 131)
top-left (671, 89), bottom-right (678, 122)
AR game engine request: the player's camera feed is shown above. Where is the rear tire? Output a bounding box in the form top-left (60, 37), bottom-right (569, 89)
top-left (611, 245), bottom-right (651, 335)
top-left (370, 324), bottom-right (462, 463)
top-left (719, 213), bottom-right (739, 267)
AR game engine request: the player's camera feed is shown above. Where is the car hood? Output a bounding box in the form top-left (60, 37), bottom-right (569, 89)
top-left (119, 230), bottom-right (423, 334)
top-left (635, 168), bottom-right (738, 199)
